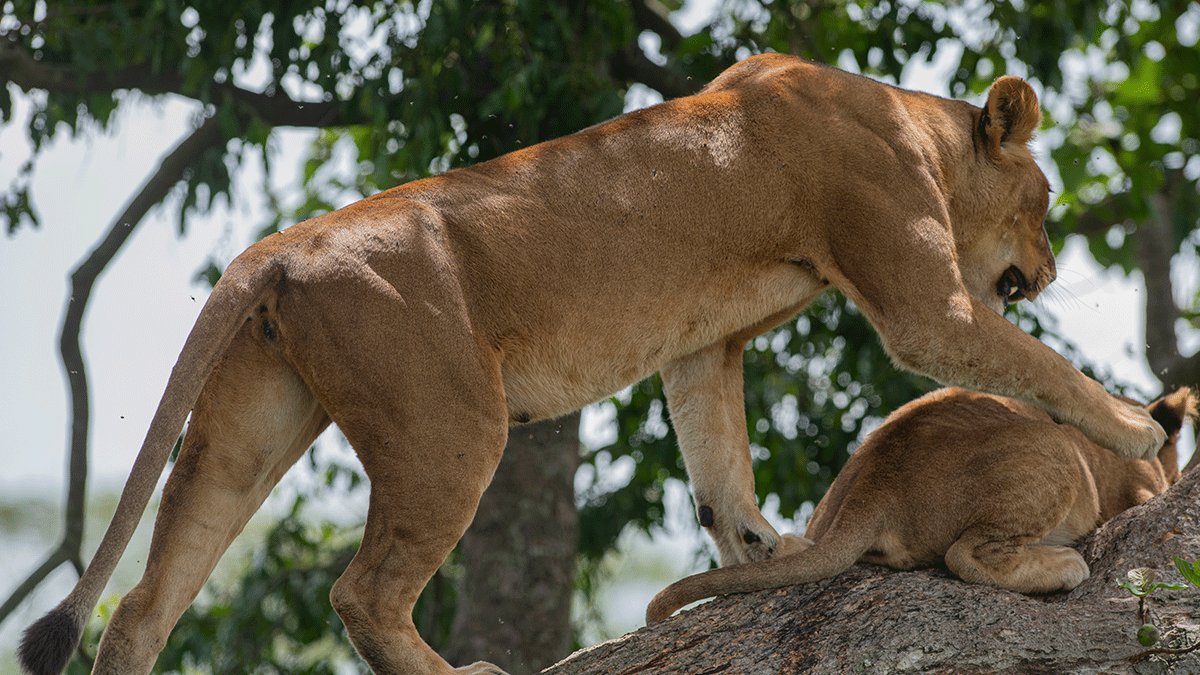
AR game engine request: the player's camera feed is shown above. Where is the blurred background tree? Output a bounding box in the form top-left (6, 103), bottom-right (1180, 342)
top-left (1, 0), bottom-right (1196, 672)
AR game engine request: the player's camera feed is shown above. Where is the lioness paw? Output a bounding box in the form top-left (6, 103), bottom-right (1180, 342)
top-left (712, 509), bottom-right (780, 564)
top-left (737, 522), bottom-right (779, 563)
top-left (1109, 403), bottom-right (1167, 460)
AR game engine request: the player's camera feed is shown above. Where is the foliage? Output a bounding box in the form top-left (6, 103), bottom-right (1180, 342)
top-left (1047, 1), bottom-right (1200, 270)
top-left (1118, 566), bottom-right (1188, 598)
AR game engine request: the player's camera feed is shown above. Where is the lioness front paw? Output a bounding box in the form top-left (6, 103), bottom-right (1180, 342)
top-left (701, 503), bottom-right (781, 565)
top-left (1101, 402), bottom-right (1166, 460)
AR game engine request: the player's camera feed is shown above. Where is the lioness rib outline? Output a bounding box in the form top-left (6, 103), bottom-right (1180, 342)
top-left (20, 54), bottom-right (1165, 675)
top-left (647, 386), bottom-right (1196, 623)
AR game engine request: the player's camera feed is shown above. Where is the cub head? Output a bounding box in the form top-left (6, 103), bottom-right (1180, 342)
top-left (950, 76), bottom-right (1056, 314)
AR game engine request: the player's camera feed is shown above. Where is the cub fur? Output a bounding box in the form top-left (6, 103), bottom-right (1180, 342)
top-left (648, 387), bottom-right (1196, 623)
top-left (22, 54), bottom-right (1163, 675)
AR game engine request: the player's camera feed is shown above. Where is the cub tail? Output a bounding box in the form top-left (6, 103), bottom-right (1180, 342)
top-left (17, 252), bottom-right (281, 675)
top-left (646, 498), bottom-right (882, 624)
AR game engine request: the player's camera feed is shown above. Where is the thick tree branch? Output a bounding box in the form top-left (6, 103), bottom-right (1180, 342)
top-left (630, 0), bottom-right (684, 52)
top-left (548, 470), bottom-right (1200, 672)
top-left (0, 114), bottom-right (226, 626)
top-left (610, 45), bottom-right (699, 99)
top-left (0, 36), bottom-right (351, 128)
top-left (1060, 171), bottom-right (1198, 390)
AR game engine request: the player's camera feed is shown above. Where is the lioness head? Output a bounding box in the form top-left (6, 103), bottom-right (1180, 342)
top-left (951, 76), bottom-right (1056, 314)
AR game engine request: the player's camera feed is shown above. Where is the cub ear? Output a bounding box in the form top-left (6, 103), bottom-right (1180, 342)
top-left (979, 76), bottom-right (1041, 157)
top-left (1147, 387), bottom-right (1197, 439)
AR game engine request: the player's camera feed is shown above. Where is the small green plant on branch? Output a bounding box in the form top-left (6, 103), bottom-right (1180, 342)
top-left (1118, 558), bottom-right (1200, 663)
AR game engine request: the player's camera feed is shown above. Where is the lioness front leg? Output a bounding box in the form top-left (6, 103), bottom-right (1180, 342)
top-left (829, 214), bottom-right (1164, 459)
top-left (885, 294), bottom-right (1164, 459)
top-left (662, 341), bottom-right (780, 565)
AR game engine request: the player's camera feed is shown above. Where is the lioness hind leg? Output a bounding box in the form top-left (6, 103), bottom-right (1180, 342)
top-left (277, 258), bottom-right (509, 673)
top-left (320, 347), bottom-right (508, 675)
top-left (95, 324), bottom-right (329, 674)
top-left (318, 374), bottom-right (507, 674)
top-left (945, 531), bottom-right (1090, 593)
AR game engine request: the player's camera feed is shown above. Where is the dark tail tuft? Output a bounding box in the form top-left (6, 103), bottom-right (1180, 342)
top-left (18, 607), bottom-right (84, 675)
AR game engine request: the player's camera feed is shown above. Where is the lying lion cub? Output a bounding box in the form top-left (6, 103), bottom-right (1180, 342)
top-left (648, 386), bottom-right (1196, 623)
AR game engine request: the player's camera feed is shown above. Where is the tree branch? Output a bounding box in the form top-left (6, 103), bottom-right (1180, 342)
top-left (0, 36), bottom-right (352, 128)
top-left (610, 44), bottom-right (699, 99)
top-left (0, 547), bottom-right (71, 622)
top-left (548, 470), bottom-right (1200, 672)
top-left (630, 0), bottom-right (684, 52)
top-left (0, 114), bottom-right (226, 626)
top-left (1135, 173), bottom-right (1200, 390)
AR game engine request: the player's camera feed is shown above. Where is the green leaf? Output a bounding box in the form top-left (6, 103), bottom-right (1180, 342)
top-left (193, 260), bottom-right (222, 289)
top-left (1118, 580), bottom-right (1148, 597)
top-left (1173, 557), bottom-right (1200, 588)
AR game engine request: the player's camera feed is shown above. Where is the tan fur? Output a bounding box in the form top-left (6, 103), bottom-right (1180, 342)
top-left (647, 387), bottom-right (1196, 624)
top-left (22, 54), bottom-right (1166, 675)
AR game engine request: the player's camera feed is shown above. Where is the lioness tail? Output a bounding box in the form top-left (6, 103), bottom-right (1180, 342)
top-left (18, 252), bottom-right (281, 675)
top-left (646, 503), bottom-right (881, 624)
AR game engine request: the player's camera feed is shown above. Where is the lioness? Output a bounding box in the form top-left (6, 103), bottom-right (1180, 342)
top-left (648, 386), bottom-right (1196, 623)
top-left (22, 54), bottom-right (1164, 675)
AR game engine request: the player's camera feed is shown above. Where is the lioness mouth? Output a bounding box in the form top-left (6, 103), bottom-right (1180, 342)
top-left (997, 265), bottom-right (1029, 303)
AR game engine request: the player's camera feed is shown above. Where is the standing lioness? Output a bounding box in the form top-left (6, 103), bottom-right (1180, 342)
top-left (647, 386), bottom-right (1196, 623)
top-left (22, 54), bottom-right (1163, 675)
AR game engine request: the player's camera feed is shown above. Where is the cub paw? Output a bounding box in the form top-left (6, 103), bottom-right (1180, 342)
top-left (1057, 551), bottom-right (1090, 591)
top-left (736, 521), bottom-right (779, 563)
top-left (777, 533), bottom-right (815, 556)
top-left (455, 661), bottom-right (510, 675)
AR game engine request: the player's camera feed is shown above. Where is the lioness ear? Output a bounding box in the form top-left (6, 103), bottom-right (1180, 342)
top-left (979, 76), bottom-right (1041, 157)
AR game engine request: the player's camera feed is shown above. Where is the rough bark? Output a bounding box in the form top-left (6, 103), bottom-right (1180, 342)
top-left (445, 413), bottom-right (581, 674)
top-left (547, 468), bottom-right (1200, 674)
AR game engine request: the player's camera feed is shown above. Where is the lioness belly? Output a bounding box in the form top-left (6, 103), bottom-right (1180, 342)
top-left (500, 263), bottom-right (826, 423)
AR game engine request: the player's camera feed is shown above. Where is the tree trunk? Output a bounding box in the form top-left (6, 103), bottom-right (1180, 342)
top-left (446, 413), bottom-right (581, 674)
top-left (547, 467), bottom-right (1200, 674)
